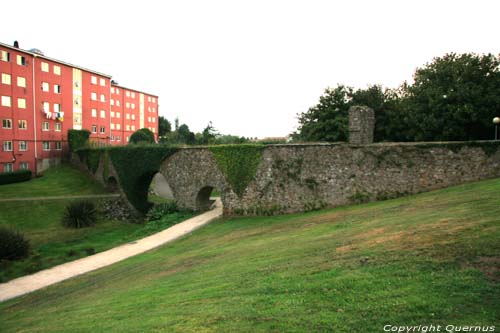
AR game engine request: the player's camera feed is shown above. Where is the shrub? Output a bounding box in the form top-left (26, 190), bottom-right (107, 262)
top-left (62, 200), bottom-right (98, 228)
top-left (0, 169), bottom-right (32, 185)
top-left (68, 129), bottom-right (91, 152)
top-left (146, 201), bottom-right (179, 221)
top-left (129, 128), bottom-right (155, 144)
top-left (0, 226), bottom-right (30, 260)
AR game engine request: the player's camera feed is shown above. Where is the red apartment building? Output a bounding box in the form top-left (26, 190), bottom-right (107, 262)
top-left (0, 41), bottom-right (158, 174)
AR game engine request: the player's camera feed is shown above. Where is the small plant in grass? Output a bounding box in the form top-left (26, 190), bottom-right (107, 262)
top-left (62, 200), bottom-right (98, 228)
top-left (146, 201), bottom-right (179, 221)
top-left (0, 226), bottom-right (30, 260)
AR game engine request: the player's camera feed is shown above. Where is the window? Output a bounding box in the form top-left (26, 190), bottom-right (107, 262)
top-left (42, 122), bottom-right (49, 131)
top-left (100, 94), bottom-right (106, 102)
top-left (42, 82), bottom-right (49, 92)
top-left (1, 96), bottom-right (11, 107)
top-left (3, 141), bottom-right (13, 151)
top-left (100, 78), bottom-right (106, 86)
top-left (110, 99), bottom-right (114, 106)
top-left (17, 76), bottom-right (26, 88)
top-left (110, 135), bottom-right (114, 141)
top-left (131, 114), bottom-right (135, 120)
top-left (126, 113), bottom-right (130, 120)
top-left (17, 55), bottom-right (26, 66)
top-left (126, 125), bottom-right (130, 131)
top-left (43, 102), bottom-right (50, 112)
top-left (111, 87), bottom-right (115, 94)
top-left (91, 125), bottom-right (97, 133)
top-left (91, 92), bottom-right (97, 101)
top-left (116, 100), bottom-right (120, 107)
top-left (74, 97), bottom-right (80, 105)
top-left (55, 141), bottom-right (62, 150)
top-left (116, 136), bottom-right (121, 142)
top-left (116, 112), bottom-right (121, 118)
top-left (18, 141), bottom-right (27, 151)
top-left (147, 116), bottom-right (151, 122)
top-left (42, 141), bottom-right (50, 151)
top-left (100, 126), bottom-right (106, 134)
top-left (54, 84), bottom-right (61, 94)
top-left (19, 162), bottom-right (29, 170)
top-left (4, 163), bottom-right (13, 173)
top-left (131, 103), bottom-right (135, 109)
top-left (1, 73), bottom-right (11, 85)
top-left (54, 104), bottom-right (61, 112)
top-left (55, 123), bottom-right (61, 131)
top-left (126, 91), bottom-right (130, 97)
top-left (100, 110), bottom-right (106, 118)
top-left (110, 123), bottom-right (115, 130)
top-left (0, 50), bottom-right (10, 62)
top-left (2, 119), bottom-right (12, 128)
top-left (41, 62), bottom-right (49, 72)
top-left (152, 117), bottom-right (156, 123)
top-left (53, 65), bottom-right (61, 75)
top-left (131, 92), bottom-right (135, 98)
top-left (148, 96), bottom-right (151, 102)
top-left (126, 136), bottom-right (129, 142)
top-left (126, 102), bottom-right (130, 108)
top-left (18, 98), bottom-right (26, 109)
top-left (111, 111), bottom-right (115, 118)
top-left (131, 125), bottom-right (135, 131)
top-left (91, 108), bottom-right (97, 117)
top-left (116, 88), bottom-right (120, 95)
top-left (18, 120), bottom-right (27, 129)
top-left (116, 124), bottom-right (121, 130)
top-left (152, 107), bottom-right (156, 113)
top-left (91, 76), bottom-right (97, 84)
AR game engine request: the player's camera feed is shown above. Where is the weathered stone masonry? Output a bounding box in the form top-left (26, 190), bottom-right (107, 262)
top-left (158, 142), bottom-right (500, 215)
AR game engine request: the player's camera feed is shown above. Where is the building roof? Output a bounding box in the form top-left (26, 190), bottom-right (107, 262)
top-left (0, 41), bottom-right (113, 78)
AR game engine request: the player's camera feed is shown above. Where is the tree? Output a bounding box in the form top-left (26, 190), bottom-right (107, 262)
top-left (291, 85), bottom-right (352, 142)
top-left (129, 128), bottom-right (155, 144)
top-left (177, 124), bottom-right (195, 144)
top-left (404, 53), bottom-right (500, 141)
top-left (158, 116), bottom-right (171, 136)
top-left (199, 121), bottom-right (218, 145)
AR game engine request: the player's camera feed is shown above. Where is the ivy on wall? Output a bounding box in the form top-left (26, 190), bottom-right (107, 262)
top-left (107, 145), bottom-right (179, 213)
top-left (209, 144), bottom-right (265, 197)
top-left (77, 145), bottom-right (178, 213)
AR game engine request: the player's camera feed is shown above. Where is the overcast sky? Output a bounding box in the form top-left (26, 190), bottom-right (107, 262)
top-left (3, 0), bottom-right (499, 138)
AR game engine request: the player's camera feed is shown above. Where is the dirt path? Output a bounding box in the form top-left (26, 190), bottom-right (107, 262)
top-left (0, 194), bottom-right (120, 202)
top-left (0, 201), bottom-right (223, 302)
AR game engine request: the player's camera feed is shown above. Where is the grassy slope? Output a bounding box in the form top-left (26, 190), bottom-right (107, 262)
top-left (0, 163), bottom-right (107, 199)
top-left (1, 178), bottom-right (498, 332)
top-left (0, 164), bottom-right (193, 282)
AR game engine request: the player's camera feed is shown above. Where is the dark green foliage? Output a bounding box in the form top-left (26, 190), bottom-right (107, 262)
top-left (0, 226), bottom-right (30, 260)
top-left (0, 169), bottom-right (32, 185)
top-left (129, 128), bottom-right (155, 144)
top-left (62, 200), bottom-right (98, 228)
top-left (404, 53), bottom-right (500, 141)
top-left (77, 149), bottom-right (102, 174)
top-left (68, 129), bottom-right (90, 152)
top-left (107, 146), bottom-right (179, 213)
top-left (158, 116), bottom-right (172, 136)
top-left (209, 144), bottom-right (265, 197)
top-left (146, 201), bottom-right (180, 221)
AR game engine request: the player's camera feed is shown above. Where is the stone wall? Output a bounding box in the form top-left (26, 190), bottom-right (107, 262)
top-left (349, 106), bottom-right (375, 145)
top-left (159, 141), bottom-right (500, 215)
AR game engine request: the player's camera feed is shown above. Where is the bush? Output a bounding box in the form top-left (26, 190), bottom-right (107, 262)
top-left (62, 201), bottom-right (98, 228)
top-left (0, 226), bottom-right (30, 260)
top-left (146, 201), bottom-right (179, 221)
top-left (0, 169), bottom-right (32, 185)
top-left (68, 129), bottom-right (91, 152)
top-left (129, 128), bottom-right (155, 144)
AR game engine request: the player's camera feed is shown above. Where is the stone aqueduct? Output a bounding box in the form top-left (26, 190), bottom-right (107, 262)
top-left (76, 107), bottom-right (500, 216)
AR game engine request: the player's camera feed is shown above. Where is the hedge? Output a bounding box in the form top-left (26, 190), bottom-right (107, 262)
top-left (68, 129), bottom-right (90, 152)
top-left (0, 169), bottom-right (32, 185)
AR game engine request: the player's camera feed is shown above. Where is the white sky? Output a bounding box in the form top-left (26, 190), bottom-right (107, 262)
top-left (3, 0), bottom-right (499, 138)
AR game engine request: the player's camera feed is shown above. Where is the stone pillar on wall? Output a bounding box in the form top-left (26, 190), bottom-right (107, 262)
top-left (349, 105), bottom-right (375, 145)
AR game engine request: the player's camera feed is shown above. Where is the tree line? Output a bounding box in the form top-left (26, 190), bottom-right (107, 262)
top-left (291, 53), bottom-right (500, 142)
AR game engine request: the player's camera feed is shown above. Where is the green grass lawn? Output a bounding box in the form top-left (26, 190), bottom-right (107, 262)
top-left (0, 163), bottom-right (194, 282)
top-left (1, 178), bottom-right (498, 332)
top-left (0, 163), bottom-right (107, 199)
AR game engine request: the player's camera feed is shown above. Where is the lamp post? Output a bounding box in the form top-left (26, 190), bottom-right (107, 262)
top-left (494, 117), bottom-right (500, 140)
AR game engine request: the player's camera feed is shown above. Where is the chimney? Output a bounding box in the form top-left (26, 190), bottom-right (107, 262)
top-left (13, 41), bottom-right (19, 48)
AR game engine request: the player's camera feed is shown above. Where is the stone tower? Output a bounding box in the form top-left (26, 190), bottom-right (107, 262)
top-left (349, 105), bottom-right (375, 145)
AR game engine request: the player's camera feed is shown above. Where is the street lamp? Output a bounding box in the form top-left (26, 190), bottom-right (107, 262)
top-left (494, 117), bottom-right (500, 140)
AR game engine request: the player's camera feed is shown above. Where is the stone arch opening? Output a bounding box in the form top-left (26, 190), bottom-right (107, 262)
top-left (148, 172), bottom-right (175, 204)
top-left (106, 176), bottom-right (118, 192)
top-left (196, 186), bottom-right (220, 211)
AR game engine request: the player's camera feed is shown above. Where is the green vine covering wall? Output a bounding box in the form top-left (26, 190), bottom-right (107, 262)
top-left (77, 145), bottom-right (179, 213)
top-left (209, 144), bottom-right (265, 197)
